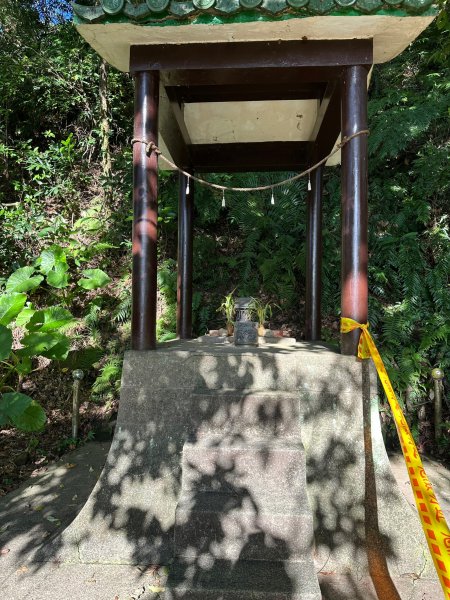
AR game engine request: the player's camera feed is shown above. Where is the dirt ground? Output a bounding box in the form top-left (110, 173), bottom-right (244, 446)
top-left (0, 364), bottom-right (116, 496)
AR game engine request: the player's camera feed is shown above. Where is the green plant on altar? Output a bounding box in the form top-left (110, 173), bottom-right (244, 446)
top-left (248, 298), bottom-right (279, 335)
top-left (217, 290), bottom-right (236, 336)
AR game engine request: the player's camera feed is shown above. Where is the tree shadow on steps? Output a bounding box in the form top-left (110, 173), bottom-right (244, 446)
top-left (1, 342), bottom-right (432, 600)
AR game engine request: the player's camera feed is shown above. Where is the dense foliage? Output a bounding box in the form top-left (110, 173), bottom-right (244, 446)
top-left (0, 1), bottom-right (449, 456)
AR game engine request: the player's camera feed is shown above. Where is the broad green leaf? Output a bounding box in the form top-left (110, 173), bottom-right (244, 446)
top-left (27, 311), bottom-right (45, 331)
top-left (0, 293), bottom-right (27, 326)
top-left (37, 226), bottom-right (55, 238)
top-left (19, 332), bottom-right (70, 360)
top-left (5, 267), bottom-right (43, 294)
top-left (16, 357), bottom-right (32, 376)
top-left (78, 269), bottom-right (111, 290)
top-left (11, 400), bottom-right (46, 431)
top-left (0, 392), bottom-right (32, 423)
top-left (91, 243), bottom-right (116, 252)
top-left (46, 263), bottom-right (69, 289)
top-left (61, 347), bottom-right (104, 371)
top-left (73, 216), bottom-right (102, 232)
top-left (27, 307), bottom-right (75, 332)
top-left (0, 325), bottom-right (13, 361)
top-left (38, 245), bottom-right (67, 275)
top-left (16, 306), bottom-right (36, 327)
top-left (159, 331), bottom-right (177, 342)
top-left (45, 337), bottom-right (71, 360)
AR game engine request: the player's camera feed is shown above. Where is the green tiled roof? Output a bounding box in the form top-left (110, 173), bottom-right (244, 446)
top-left (73, 0), bottom-right (437, 24)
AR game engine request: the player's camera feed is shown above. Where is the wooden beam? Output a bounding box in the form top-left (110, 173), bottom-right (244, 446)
top-left (159, 85), bottom-right (191, 169)
top-left (313, 80), bottom-right (341, 160)
top-left (311, 80), bottom-right (338, 142)
top-left (167, 83), bottom-right (326, 104)
top-left (131, 40), bottom-right (373, 72)
top-left (163, 67), bottom-right (344, 87)
top-left (165, 88), bottom-right (192, 147)
top-left (189, 142), bottom-right (311, 173)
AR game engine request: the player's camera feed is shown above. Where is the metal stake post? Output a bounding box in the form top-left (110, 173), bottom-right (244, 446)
top-left (431, 368), bottom-right (444, 443)
top-left (72, 369), bottom-right (84, 439)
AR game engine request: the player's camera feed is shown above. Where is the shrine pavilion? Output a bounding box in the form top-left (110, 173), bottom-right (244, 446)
top-left (74, 0), bottom-right (436, 355)
top-left (65, 2), bottom-right (443, 598)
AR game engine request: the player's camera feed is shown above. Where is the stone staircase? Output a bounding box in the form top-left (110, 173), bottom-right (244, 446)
top-left (165, 391), bottom-right (321, 599)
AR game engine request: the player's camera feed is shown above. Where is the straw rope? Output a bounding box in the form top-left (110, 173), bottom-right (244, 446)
top-left (131, 129), bottom-right (369, 194)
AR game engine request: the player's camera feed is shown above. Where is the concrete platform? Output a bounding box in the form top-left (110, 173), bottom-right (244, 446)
top-left (0, 439), bottom-right (448, 598)
top-left (0, 340), bottom-right (446, 599)
top-left (0, 442), bottom-right (165, 599)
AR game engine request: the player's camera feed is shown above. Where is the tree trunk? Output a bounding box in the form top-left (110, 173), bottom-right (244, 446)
top-left (99, 58), bottom-right (112, 185)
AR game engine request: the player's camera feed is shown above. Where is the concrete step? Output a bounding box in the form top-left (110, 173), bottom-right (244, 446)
top-left (174, 491), bottom-right (314, 562)
top-left (181, 438), bottom-right (306, 496)
top-left (121, 344), bottom-right (367, 394)
top-left (190, 391), bottom-right (301, 441)
top-left (163, 558), bottom-right (321, 600)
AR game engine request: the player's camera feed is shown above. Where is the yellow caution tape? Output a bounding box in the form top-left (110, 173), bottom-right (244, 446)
top-left (341, 318), bottom-right (450, 599)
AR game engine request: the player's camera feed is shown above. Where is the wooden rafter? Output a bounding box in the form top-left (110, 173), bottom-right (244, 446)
top-left (159, 85), bottom-right (191, 169)
top-left (149, 41), bottom-right (372, 171)
top-left (189, 142), bottom-right (311, 173)
top-left (311, 80), bottom-right (341, 160)
top-left (162, 67), bottom-right (344, 87)
top-left (166, 83), bottom-right (326, 104)
top-left (130, 39), bottom-right (373, 72)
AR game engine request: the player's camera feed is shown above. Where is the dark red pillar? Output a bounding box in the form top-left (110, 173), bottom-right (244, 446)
top-left (177, 172), bottom-right (194, 339)
top-left (340, 65), bottom-right (369, 355)
top-left (132, 70), bottom-right (159, 350)
top-left (305, 162), bottom-right (323, 341)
